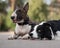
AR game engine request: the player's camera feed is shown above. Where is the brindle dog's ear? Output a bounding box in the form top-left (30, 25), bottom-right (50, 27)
top-left (23, 2), bottom-right (29, 13)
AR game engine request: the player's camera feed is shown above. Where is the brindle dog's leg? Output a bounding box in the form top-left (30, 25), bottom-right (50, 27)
top-left (20, 34), bottom-right (30, 40)
top-left (8, 32), bottom-right (20, 40)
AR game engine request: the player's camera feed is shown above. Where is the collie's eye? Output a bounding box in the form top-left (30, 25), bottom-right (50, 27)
top-left (38, 30), bottom-right (41, 32)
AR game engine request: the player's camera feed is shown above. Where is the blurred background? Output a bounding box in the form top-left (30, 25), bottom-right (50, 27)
top-left (0, 0), bottom-right (60, 32)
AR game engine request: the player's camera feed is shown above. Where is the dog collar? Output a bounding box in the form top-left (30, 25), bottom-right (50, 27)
top-left (18, 21), bottom-right (29, 25)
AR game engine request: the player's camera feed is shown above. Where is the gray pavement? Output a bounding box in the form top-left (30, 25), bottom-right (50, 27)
top-left (0, 32), bottom-right (60, 48)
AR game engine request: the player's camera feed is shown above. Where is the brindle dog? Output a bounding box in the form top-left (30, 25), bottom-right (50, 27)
top-left (8, 2), bottom-right (36, 40)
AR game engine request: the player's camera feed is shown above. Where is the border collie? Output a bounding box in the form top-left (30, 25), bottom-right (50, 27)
top-left (29, 20), bottom-right (60, 40)
top-left (8, 3), bottom-right (36, 40)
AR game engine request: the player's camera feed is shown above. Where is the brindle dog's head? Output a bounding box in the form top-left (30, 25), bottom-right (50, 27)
top-left (11, 3), bottom-right (29, 24)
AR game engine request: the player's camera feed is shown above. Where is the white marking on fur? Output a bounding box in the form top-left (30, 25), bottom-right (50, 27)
top-left (31, 25), bottom-right (38, 38)
top-left (15, 24), bottom-right (31, 35)
top-left (55, 31), bottom-right (60, 40)
top-left (31, 21), bottom-right (45, 38)
top-left (49, 27), bottom-right (55, 39)
top-left (17, 19), bottom-right (24, 23)
top-left (11, 9), bottom-right (17, 18)
top-left (39, 21), bottom-right (45, 25)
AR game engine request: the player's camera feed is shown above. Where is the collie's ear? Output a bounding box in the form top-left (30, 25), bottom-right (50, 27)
top-left (23, 2), bottom-right (29, 13)
top-left (43, 23), bottom-right (51, 27)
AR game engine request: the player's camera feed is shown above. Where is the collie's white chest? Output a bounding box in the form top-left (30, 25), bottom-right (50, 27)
top-left (15, 24), bottom-right (31, 34)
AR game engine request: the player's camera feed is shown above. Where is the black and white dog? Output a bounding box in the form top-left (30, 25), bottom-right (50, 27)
top-left (29, 20), bottom-right (60, 40)
top-left (8, 2), bottom-right (60, 40)
top-left (8, 3), bottom-right (36, 40)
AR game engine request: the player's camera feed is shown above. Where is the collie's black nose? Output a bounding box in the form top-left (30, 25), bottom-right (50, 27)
top-left (29, 33), bottom-right (33, 36)
top-left (11, 16), bottom-right (15, 19)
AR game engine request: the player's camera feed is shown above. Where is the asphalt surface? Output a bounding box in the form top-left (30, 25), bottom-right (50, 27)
top-left (0, 31), bottom-right (60, 48)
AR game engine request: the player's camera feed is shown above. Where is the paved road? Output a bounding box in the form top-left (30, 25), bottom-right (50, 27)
top-left (0, 32), bottom-right (60, 48)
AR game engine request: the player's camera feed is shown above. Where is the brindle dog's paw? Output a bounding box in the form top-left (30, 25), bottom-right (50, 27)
top-left (8, 37), bottom-right (14, 40)
top-left (8, 37), bottom-right (18, 40)
top-left (20, 34), bottom-right (30, 40)
top-left (8, 36), bottom-right (17, 40)
top-left (21, 38), bottom-right (29, 40)
top-left (8, 35), bottom-right (18, 40)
